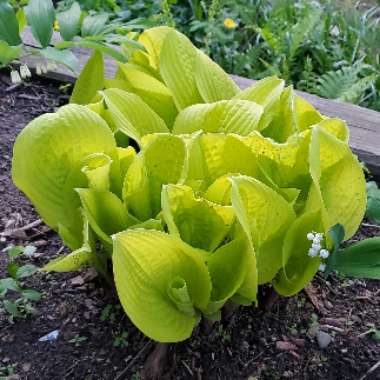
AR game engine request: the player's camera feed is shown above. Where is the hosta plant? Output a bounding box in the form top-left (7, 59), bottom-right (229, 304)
top-left (12, 27), bottom-right (367, 343)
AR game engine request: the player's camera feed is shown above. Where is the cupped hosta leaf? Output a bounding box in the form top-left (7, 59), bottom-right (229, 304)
top-left (123, 134), bottom-right (186, 220)
top-left (230, 176), bottom-right (296, 284)
top-left (25, 0), bottom-right (55, 48)
top-left (119, 65), bottom-right (177, 127)
top-left (57, 1), bottom-right (81, 41)
top-left (294, 96), bottom-right (323, 131)
top-left (0, 0), bottom-right (22, 46)
top-left (70, 50), bottom-right (104, 105)
top-left (234, 76), bottom-right (285, 130)
top-left (309, 127), bottom-right (366, 239)
top-left (159, 29), bottom-right (203, 110)
top-left (12, 105), bottom-right (120, 249)
top-left (274, 211), bottom-right (323, 296)
top-left (197, 134), bottom-right (258, 186)
top-left (76, 188), bottom-right (134, 245)
top-left (172, 100), bottom-right (263, 136)
top-left (162, 184), bottom-right (234, 251)
top-left (112, 229), bottom-right (212, 342)
top-left (206, 236), bottom-right (251, 313)
top-left (103, 88), bottom-right (169, 145)
top-left (81, 153), bottom-right (112, 191)
top-left (195, 50), bottom-right (239, 102)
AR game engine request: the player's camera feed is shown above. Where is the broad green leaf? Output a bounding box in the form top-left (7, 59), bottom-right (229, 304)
top-left (70, 50), bottom-right (104, 104)
top-left (81, 153), bottom-right (112, 191)
top-left (195, 50), bottom-right (239, 102)
top-left (123, 134), bottom-right (186, 220)
top-left (159, 29), bottom-right (203, 110)
top-left (0, 0), bottom-right (21, 45)
top-left (117, 146), bottom-right (136, 178)
top-left (119, 65), bottom-right (177, 127)
top-left (16, 8), bottom-right (27, 32)
top-left (234, 76), bottom-right (285, 130)
top-left (7, 262), bottom-right (19, 278)
top-left (76, 188), bottom-right (133, 245)
top-left (0, 41), bottom-right (21, 67)
top-left (112, 229), bottom-right (211, 342)
top-left (366, 181), bottom-right (380, 223)
top-left (3, 300), bottom-right (21, 317)
top-left (162, 184), bottom-right (234, 251)
top-left (230, 176), bottom-right (296, 283)
top-left (25, 0), bottom-right (55, 48)
top-left (274, 211), bottom-right (323, 296)
top-left (40, 47), bottom-right (79, 73)
top-left (57, 2), bottom-right (81, 41)
top-left (12, 104), bottom-right (120, 250)
top-left (0, 278), bottom-right (20, 293)
top-left (21, 289), bottom-right (42, 301)
top-left (103, 88), bottom-right (169, 145)
top-left (326, 237), bottom-right (380, 279)
top-left (172, 100), bottom-right (263, 136)
top-left (81, 13), bottom-right (108, 37)
top-left (294, 96), bottom-right (323, 131)
top-left (206, 237), bottom-right (250, 313)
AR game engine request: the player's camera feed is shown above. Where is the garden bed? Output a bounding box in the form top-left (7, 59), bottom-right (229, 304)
top-left (0, 78), bottom-right (379, 380)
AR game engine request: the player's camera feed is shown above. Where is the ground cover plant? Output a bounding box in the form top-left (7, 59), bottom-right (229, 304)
top-left (11, 26), bottom-right (380, 351)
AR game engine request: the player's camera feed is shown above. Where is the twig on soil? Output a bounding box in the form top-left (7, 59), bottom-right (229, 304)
top-left (304, 284), bottom-right (328, 315)
top-left (359, 360), bottom-right (380, 380)
top-left (181, 360), bottom-right (193, 376)
top-left (361, 222), bottom-right (380, 229)
top-left (0, 218), bottom-right (43, 237)
top-left (114, 341), bottom-right (152, 380)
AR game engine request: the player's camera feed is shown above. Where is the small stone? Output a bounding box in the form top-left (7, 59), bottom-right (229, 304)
top-left (316, 330), bottom-right (332, 349)
top-left (70, 275), bottom-right (84, 286)
top-left (276, 341), bottom-right (297, 351)
top-left (22, 363), bottom-right (31, 372)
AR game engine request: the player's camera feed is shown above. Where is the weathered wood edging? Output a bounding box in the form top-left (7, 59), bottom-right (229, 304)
top-left (20, 28), bottom-right (380, 176)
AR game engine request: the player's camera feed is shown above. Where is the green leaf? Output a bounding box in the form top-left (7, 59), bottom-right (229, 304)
top-left (12, 104), bottom-right (120, 250)
top-left (103, 88), bottom-right (169, 145)
top-left (16, 8), bottom-right (27, 32)
top-left (70, 50), bottom-right (104, 105)
top-left (57, 2), bottom-right (81, 41)
top-left (4, 245), bottom-right (24, 258)
top-left (113, 229), bottom-right (211, 342)
top-left (81, 13), bottom-right (108, 37)
top-left (0, 277), bottom-right (20, 293)
top-left (25, 0), bottom-right (55, 48)
top-left (56, 39), bottom-right (128, 63)
top-left (21, 289), bottom-right (42, 301)
top-left (7, 262), bottom-right (19, 278)
top-left (162, 184), bottom-right (234, 251)
top-left (0, 0), bottom-right (22, 45)
top-left (3, 299), bottom-right (21, 317)
top-left (326, 237), bottom-right (380, 279)
top-left (0, 41), bottom-right (21, 66)
top-left (159, 29), bottom-right (203, 110)
top-left (172, 100), bottom-right (263, 136)
top-left (16, 264), bottom-right (38, 279)
top-left (366, 181), bottom-right (380, 223)
top-left (194, 50), bottom-right (239, 102)
top-left (40, 46), bottom-right (78, 73)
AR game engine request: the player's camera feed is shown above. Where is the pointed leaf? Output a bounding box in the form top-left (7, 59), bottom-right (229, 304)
top-left (57, 2), bottom-right (81, 41)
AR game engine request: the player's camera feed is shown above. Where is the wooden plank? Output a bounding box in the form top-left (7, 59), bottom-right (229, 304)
top-left (20, 28), bottom-right (380, 175)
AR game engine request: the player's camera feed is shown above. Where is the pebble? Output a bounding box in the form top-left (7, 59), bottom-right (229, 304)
top-left (316, 330), bottom-right (332, 349)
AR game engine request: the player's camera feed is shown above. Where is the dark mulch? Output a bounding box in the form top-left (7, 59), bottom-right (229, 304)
top-left (0, 76), bottom-right (379, 380)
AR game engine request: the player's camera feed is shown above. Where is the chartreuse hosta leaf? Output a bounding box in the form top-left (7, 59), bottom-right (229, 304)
top-left (162, 184), bottom-right (234, 252)
top-left (159, 29), bottom-right (203, 110)
top-left (103, 88), bottom-right (169, 145)
top-left (113, 229), bottom-right (211, 342)
top-left (172, 100), bottom-right (263, 136)
top-left (123, 134), bottom-right (186, 221)
top-left (12, 105), bottom-right (121, 250)
top-left (230, 176), bottom-right (296, 284)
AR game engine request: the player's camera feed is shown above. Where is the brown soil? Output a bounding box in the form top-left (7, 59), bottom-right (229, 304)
top-left (0, 77), bottom-right (379, 380)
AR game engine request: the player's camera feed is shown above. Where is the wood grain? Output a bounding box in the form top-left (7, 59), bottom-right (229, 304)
top-left (20, 28), bottom-right (380, 175)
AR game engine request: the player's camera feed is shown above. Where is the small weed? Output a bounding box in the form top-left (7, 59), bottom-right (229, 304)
top-left (0, 362), bottom-right (17, 379)
top-left (0, 245), bottom-right (41, 322)
top-left (217, 325), bottom-right (231, 343)
top-left (113, 330), bottom-right (129, 348)
top-left (100, 304), bottom-right (122, 323)
top-left (69, 335), bottom-right (88, 347)
top-left (131, 372), bottom-right (140, 380)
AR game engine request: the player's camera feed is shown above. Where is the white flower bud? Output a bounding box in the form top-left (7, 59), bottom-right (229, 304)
top-left (319, 263), bottom-right (326, 272)
top-left (319, 249), bottom-right (330, 259)
top-left (307, 232), bottom-right (315, 241)
top-left (10, 70), bottom-right (22, 84)
top-left (20, 64), bottom-right (31, 78)
top-left (308, 248), bottom-right (318, 257)
top-left (312, 242), bottom-right (321, 250)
